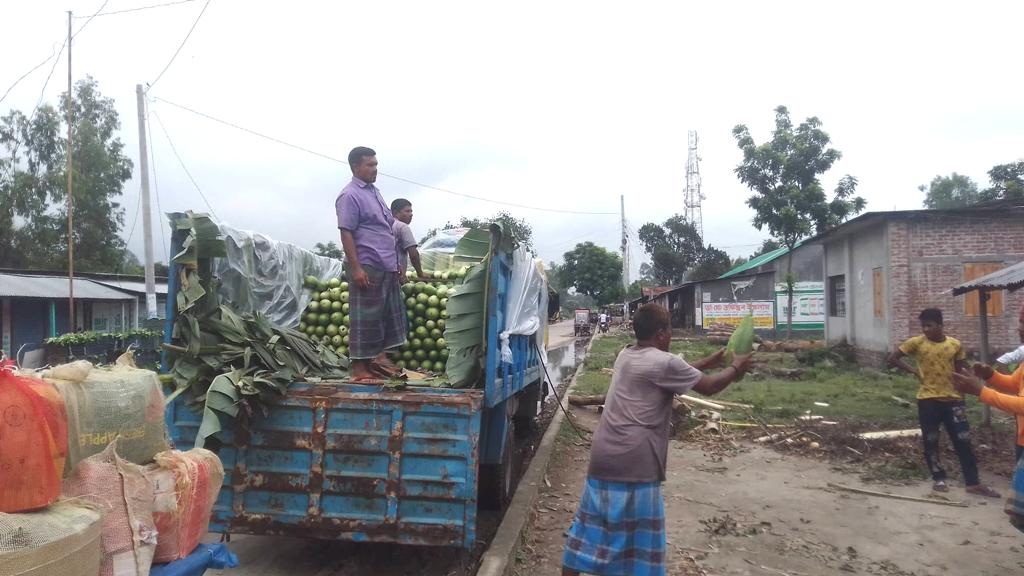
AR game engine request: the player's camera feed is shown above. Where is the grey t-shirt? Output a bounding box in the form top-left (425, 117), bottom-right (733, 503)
top-left (588, 346), bottom-right (703, 483)
top-left (392, 220), bottom-right (417, 273)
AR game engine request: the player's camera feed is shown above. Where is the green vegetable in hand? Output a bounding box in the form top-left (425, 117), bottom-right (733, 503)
top-left (724, 313), bottom-right (754, 380)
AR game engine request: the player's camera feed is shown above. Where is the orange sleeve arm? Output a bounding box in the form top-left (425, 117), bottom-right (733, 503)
top-left (979, 386), bottom-right (1024, 416)
top-left (986, 369), bottom-right (1022, 394)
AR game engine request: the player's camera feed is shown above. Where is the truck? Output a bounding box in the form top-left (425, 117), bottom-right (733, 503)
top-left (162, 222), bottom-right (548, 549)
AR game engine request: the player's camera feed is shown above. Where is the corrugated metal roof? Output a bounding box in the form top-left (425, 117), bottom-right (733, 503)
top-left (952, 261), bottom-right (1024, 295)
top-left (90, 279), bottom-right (168, 295)
top-left (719, 242), bottom-right (803, 279)
top-left (0, 274), bottom-right (137, 300)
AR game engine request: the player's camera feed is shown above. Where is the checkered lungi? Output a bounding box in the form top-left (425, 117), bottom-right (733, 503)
top-left (1008, 451), bottom-right (1024, 534)
top-left (563, 477), bottom-right (666, 576)
top-left (347, 265), bottom-right (407, 360)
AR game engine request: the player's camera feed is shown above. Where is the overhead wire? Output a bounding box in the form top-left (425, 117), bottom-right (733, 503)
top-left (0, 44), bottom-right (60, 107)
top-left (145, 98), bottom-right (168, 260)
top-left (148, 96), bottom-right (618, 215)
top-left (74, 0), bottom-right (198, 18)
top-left (146, 0), bottom-right (212, 92)
top-left (149, 110), bottom-right (219, 219)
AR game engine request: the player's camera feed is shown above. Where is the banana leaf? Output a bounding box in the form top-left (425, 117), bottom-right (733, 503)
top-left (197, 368), bottom-right (246, 448)
top-left (444, 256), bottom-right (489, 387)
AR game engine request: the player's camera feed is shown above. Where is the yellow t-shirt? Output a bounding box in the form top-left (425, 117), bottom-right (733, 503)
top-left (899, 335), bottom-right (967, 400)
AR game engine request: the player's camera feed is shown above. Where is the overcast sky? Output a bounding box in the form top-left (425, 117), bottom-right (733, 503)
top-left (4, 1), bottom-right (1023, 280)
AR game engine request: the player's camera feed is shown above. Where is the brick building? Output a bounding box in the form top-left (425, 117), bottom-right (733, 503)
top-left (809, 203), bottom-right (1024, 366)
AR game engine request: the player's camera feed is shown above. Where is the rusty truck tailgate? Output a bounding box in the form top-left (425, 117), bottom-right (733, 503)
top-left (166, 383), bottom-right (484, 548)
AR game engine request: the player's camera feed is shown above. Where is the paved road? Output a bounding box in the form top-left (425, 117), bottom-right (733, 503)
top-left (546, 319), bottom-right (576, 351)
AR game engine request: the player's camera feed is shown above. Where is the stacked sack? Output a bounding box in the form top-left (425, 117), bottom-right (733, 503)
top-left (145, 450), bottom-right (224, 563)
top-left (1, 357), bottom-right (228, 576)
top-left (0, 369), bottom-right (67, 513)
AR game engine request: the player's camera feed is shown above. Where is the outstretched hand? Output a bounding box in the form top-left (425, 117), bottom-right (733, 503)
top-left (972, 363), bottom-right (995, 381)
top-left (952, 369), bottom-right (984, 396)
top-left (704, 348), bottom-right (726, 370)
top-left (732, 352), bottom-right (754, 376)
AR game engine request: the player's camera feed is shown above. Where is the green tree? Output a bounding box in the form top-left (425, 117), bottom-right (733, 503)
top-left (733, 105), bottom-right (866, 338)
top-left (0, 76), bottom-right (133, 271)
top-left (689, 245), bottom-right (732, 281)
top-left (638, 262), bottom-right (656, 284)
top-left (561, 242), bottom-right (624, 306)
top-left (920, 173), bottom-right (979, 209)
top-left (980, 161), bottom-right (1024, 202)
top-left (751, 238), bottom-right (781, 259)
top-left (421, 211), bottom-right (534, 251)
top-left (313, 241), bottom-right (344, 259)
top-left (637, 215), bottom-right (703, 285)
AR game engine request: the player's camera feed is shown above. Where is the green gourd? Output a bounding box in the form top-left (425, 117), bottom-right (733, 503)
top-left (724, 313), bottom-right (754, 380)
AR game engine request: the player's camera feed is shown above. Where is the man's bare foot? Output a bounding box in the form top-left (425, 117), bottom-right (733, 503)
top-left (350, 359), bottom-right (375, 380)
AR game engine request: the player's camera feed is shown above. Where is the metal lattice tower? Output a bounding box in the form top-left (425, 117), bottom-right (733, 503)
top-left (684, 130), bottom-right (705, 240)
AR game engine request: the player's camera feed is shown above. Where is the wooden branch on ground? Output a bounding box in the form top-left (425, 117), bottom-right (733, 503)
top-left (857, 429), bottom-right (921, 440)
top-left (827, 483), bottom-right (968, 508)
top-left (568, 394), bottom-right (605, 407)
top-left (678, 395), bottom-right (726, 411)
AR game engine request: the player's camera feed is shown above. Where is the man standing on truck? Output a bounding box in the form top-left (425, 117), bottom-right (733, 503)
top-left (562, 303), bottom-right (752, 576)
top-left (390, 198), bottom-right (426, 283)
top-left (336, 146), bottom-right (407, 381)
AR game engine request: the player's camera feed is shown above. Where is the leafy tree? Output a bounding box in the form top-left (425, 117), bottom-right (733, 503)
top-left (730, 256), bottom-right (749, 269)
top-left (920, 173), bottom-right (979, 209)
top-left (638, 262), bottom-right (656, 284)
top-left (733, 105), bottom-right (866, 338)
top-left (0, 76), bottom-right (133, 271)
top-left (561, 242), bottom-right (623, 306)
top-left (627, 280), bottom-right (643, 300)
top-left (751, 238), bottom-right (781, 259)
top-left (313, 241), bottom-right (344, 259)
top-left (689, 245), bottom-right (732, 281)
top-left (421, 211), bottom-right (534, 251)
top-left (980, 161), bottom-right (1024, 202)
top-left (637, 215), bottom-right (703, 285)
top-left (154, 262), bottom-right (169, 277)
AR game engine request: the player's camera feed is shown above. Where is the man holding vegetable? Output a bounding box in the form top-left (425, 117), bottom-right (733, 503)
top-left (562, 303), bottom-right (753, 576)
top-left (336, 147), bottom-right (407, 382)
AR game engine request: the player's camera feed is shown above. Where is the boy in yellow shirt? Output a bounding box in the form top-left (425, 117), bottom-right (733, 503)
top-left (888, 308), bottom-right (1000, 497)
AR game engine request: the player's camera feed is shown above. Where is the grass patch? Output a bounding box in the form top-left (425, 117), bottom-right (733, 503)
top-left (575, 334), bottom-right (1001, 430)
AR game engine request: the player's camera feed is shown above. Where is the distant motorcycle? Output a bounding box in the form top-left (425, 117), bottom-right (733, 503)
top-left (599, 320), bottom-right (609, 333)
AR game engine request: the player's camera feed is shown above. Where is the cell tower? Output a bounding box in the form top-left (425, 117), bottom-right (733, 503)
top-left (684, 130), bottom-right (705, 240)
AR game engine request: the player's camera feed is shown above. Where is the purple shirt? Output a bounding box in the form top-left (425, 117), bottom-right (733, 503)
top-left (336, 177), bottom-right (399, 272)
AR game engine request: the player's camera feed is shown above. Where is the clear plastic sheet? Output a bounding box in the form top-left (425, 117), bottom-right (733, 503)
top-left (212, 223), bottom-right (345, 328)
top-left (499, 247), bottom-right (548, 366)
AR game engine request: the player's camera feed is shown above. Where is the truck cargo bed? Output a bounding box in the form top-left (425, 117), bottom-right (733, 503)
top-left (165, 383), bottom-right (483, 548)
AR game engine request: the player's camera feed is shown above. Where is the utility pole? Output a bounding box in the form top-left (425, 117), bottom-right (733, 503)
top-left (66, 11), bottom-right (75, 331)
top-left (621, 195), bottom-right (629, 320)
top-left (136, 85), bottom-right (158, 319)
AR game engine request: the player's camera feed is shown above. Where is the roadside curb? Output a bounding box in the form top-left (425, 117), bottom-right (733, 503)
top-left (476, 335), bottom-right (598, 576)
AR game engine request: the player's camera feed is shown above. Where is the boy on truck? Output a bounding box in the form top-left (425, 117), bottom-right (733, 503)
top-left (390, 198), bottom-right (425, 283)
top-left (888, 308), bottom-right (1000, 497)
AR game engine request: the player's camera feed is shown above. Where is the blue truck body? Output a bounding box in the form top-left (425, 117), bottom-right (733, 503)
top-left (163, 228), bottom-right (544, 548)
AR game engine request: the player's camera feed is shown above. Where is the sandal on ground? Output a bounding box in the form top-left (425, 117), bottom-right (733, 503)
top-left (932, 481), bottom-right (949, 493)
top-left (966, 484), bottom-right (1002, 498)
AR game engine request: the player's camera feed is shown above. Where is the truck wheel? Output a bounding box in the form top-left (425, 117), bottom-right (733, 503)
top-left (479, 429), bottom-right (517, 511)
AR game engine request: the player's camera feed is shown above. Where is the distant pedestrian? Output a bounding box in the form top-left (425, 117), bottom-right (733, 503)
top-left (888, 308), bottom-right (1001, 497)
top-left (390, 198), bottom-right (425, 283)
top-left (561, 303), bottom-right (752, 576)
top-left (335, 146), bottom-right (406, 382)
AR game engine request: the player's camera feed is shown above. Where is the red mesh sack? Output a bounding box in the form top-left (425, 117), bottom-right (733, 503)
top-left (62, 441), bottom-right (158, 576)
top-left (0, 369), bottom-right (68, 513)
top-left (146, 448), bottom-right (225, 562)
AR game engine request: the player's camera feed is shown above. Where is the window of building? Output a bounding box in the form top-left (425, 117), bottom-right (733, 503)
top-left (963, 263), bottom-right (1005, 317)
top-left (829, 275), bottom-right (846, 317)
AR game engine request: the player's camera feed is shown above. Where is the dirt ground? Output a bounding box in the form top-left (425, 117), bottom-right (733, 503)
top-left (517, 407), bottom-right (1024, 576)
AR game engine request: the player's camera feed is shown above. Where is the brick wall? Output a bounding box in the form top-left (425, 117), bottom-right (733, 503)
top-left (890, 216), bottom-right (1024, 356)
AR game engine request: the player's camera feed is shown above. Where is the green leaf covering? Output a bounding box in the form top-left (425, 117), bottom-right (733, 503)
top-left (724, 313), bottom-right (754, 381)
top-left (443, 255), bottom-right (489, 387)
top-left (167, 211), bottom-right (350, 445)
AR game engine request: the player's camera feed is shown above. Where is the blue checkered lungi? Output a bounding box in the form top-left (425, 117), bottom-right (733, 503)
top-left (347, 265), bottom-right (407, 360)
top-left (1008, 452), bottom-right (1024, 534)
top-left (563, 477), bottom-right (666, 576)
